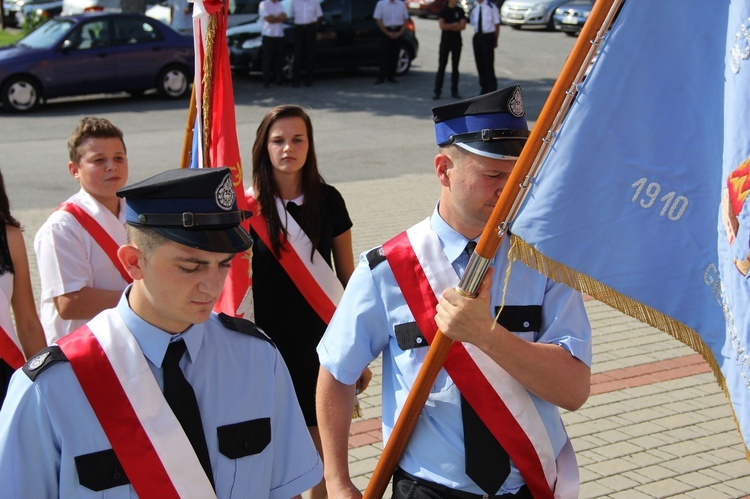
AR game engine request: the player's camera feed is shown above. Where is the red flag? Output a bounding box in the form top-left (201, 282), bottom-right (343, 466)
top-left (192, 0), bottom-right (251, 317)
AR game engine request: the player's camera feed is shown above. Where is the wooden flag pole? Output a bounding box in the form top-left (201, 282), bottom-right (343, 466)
top-left (180, 83), bottom-right (198, 168)
top-left (363, 0), bottom-right (621, 497)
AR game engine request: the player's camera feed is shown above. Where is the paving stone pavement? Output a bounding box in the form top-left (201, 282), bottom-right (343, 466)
top-left (15, 172), bottom-right (750, 498)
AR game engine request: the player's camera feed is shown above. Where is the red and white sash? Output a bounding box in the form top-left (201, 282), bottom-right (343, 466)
top-left (244, 192), bottom-right (343, 323)
top-left (0, 288), bottom-right (24, 369)
top-left (57, 202), bottom-right (132, 284)
top-left (382, 218), bottom-right (578, 499)
top-left (58, 310), bottom-right (216, 499)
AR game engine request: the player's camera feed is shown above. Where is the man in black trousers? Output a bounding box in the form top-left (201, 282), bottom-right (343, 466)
top-left (470, 0), bottom-right (500, 94)
top-left (433, 0), bottom-right (467, 100)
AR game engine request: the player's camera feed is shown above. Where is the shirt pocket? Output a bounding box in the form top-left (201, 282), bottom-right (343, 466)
top-left (215, 418), bottom-right (272, 497)
top-left (75, 448), bottom-right (135, 497)
top-left (495, 305), bottom-right (542, 342)
top-left (392, 321), bottom-right (453, 392)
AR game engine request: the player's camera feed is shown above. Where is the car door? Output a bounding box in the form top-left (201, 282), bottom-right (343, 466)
top-left (52, 18), bottom-right (117, 96)
top-left (312, 0), bottom-right (346, 70)
top-left (109, 16), bottom-right (170, 91)
top-left (347, 0), bottom-right (380, 69)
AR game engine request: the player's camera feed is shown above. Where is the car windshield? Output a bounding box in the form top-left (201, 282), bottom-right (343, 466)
top-left (18, 19), bottom-right (76, 49)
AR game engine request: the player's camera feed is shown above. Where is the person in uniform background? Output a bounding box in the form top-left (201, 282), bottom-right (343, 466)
top-left (470, 0), bottom-right (500, 95)
top-left (0, 169), bottom-right (46, 407)
top-left (246, 105), bottom-right (371, 499)
top-left (316, 86), bottom-right (592, 498)
top-left (433, 0), bottom-right (467, 100)
top-left (373, 0), bottom-right (410, 85)
top-left (291, 0), bottom-right (322, 87)
top-left (259, 0), bottom-right (289, 87)
top-left (170, 0), bottom-right (193, 34)
top-left (0, 167), bottom-right (322, 497)
top-left (34, 117), bottom-right (129, 345)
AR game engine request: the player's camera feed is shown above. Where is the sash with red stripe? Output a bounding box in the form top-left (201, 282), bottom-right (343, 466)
top-left (0, 324), bottom-right (24, 370)
top-left (245, 194), bottom-right (343, 324)
top-left (382, 219), bottom-right (559, 498)
top-left (57, 203), bottom-right (132, 284)
top-left (58, 311), bottom-right (215, 498)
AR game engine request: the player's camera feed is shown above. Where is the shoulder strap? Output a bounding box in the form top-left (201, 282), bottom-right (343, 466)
top-left (22, 345), bottom-right (68, 381)
top-left (57, 203), bottom-right (132, 284)
top-left (218, 313), bottom-right (276, 347)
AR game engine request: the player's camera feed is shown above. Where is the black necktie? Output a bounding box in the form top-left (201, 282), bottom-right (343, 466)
top-left (286, 201), bottom-right (301, 222)
top-left (460, 240), bottom-right (511, 494)
top-left (163, 340), bottom-right (215, 488)
top-left (477, 5), bottom-right (483, 34)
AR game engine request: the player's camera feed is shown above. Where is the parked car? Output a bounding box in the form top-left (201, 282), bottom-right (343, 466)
top-left (0, 12), bottom-right (194, 112)
top-left (145, 0), bottom-right (261, 28)
top-left (500, 0), bottom-right (570, 29)
top-left (553, 0), bottom-right (592, 36)
top-left (406, 0), bottom-right (447, 19)
top-left (227, 0), bottom-right (419, 80)
top-left (15, 0), bottom-right (63, 26)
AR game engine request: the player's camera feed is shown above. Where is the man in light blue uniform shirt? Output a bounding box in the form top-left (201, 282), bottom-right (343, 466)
top-left (0, 167), bottom-right (322, 498)
top-left (316, 86), bottom-right (592, 498)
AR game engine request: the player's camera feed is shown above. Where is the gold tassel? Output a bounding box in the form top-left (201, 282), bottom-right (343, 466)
top-left (201, 13), bottom-right (218, 167)
top-left (507, 234), bottom-right (748, 459)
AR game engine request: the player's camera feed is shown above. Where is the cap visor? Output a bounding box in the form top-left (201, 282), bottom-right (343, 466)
top-left (456, 139), bottom-right (526, 160)
top-left (153, 226), bottom-right (253, 254)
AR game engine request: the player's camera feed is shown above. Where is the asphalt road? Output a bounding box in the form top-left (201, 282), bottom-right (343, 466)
top-left (0, 18), bottom-right (576, 211)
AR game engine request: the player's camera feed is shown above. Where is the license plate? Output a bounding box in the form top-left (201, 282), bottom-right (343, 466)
top-left (562, 15), bottom-right (579, 25)
top-left (409, 1), bottom-right (420, 8)
top-left (509, 13), bottom-right (524, 20)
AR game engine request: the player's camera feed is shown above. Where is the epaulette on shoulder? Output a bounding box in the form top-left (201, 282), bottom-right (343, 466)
top-left (218, 313), bottom-right (276, 348)
top-left (23, 346), bottom-right (69, 382)
top-left (366, 246), bottom-right (386, 270)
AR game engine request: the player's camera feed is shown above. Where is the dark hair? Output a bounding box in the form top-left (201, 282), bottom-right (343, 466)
top-left (67, 117), bottom-right (126, 164)
top-left (251, 105), bottom-right (324, 259)
top-left (0, 170), bottom-right (21, 230)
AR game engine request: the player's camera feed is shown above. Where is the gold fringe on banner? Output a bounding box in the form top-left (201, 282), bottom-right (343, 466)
top-left (201, 13), bottom-right (218, 166)
top-left (508, 234), bottom-right (749, 459)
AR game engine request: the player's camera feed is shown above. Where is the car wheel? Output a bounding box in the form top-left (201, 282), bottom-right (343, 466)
top-left (395, 45), bottom-right (412, 76)
top-left (1, 76), bottom-right (42, 113)
top-left (156, 65), bottom-right (190, 99)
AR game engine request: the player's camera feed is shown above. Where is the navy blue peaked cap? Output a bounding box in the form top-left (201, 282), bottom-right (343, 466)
top-left (117, 167), bottom-right (252, 253)
top-left (432, 85), bottom-right (530, 159)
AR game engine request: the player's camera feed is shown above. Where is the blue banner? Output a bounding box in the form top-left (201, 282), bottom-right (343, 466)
top-left (511, 0), bottom-right (750, 450)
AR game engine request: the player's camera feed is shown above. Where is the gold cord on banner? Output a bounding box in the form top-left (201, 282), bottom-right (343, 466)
top-left (507, 234), bottom-right (748, 459)
top-left (201, 14), bottom-right (218, 167)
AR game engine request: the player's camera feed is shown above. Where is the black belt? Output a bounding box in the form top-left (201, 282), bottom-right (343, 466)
top-left (294, 22), bottom-right (316, 27)
top-left (385, 26), bottom-right (401, 32)
top-left (393, 467), bottom-right (532, 499)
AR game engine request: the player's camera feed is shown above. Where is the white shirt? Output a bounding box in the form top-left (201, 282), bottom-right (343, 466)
top-left (170, 0), bottom-right (193, 33)
top-left (373, 0), bottom-right (409, 28)
top-left (292, 0), bottom-right (321, 25)
top-left (470, 0), bottom-right (500, 34)
top-left (34, 190), bottom-right (128, 344)
top-left (259, 0), bottom-right (287, 37)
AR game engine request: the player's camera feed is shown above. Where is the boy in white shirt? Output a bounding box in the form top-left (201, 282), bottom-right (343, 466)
top-left (34, 117), bottom-right (129, 344)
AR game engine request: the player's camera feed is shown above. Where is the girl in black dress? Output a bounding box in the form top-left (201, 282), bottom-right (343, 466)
top-left (249, 105), bottom-right (371, 499)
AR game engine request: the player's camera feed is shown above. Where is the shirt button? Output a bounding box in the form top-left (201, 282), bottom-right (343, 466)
top-left (523, 321), bottom-right (530, 328)
top-left (416, 337), bottom-right (423, 344)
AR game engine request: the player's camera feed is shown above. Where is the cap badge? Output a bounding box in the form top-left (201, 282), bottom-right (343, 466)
top-left (28, 351), bottom-right (50, 371)
top-left (215, 173), bottom-right (235, 211)
top-left (508, 86), bottom-right (524, 118)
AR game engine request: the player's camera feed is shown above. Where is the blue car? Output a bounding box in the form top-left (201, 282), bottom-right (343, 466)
top-left (0, 12), bottom-right (194, 112)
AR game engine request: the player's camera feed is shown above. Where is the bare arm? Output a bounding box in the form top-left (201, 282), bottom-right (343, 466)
top-left (316, 367), bottom-right (362, 498)
top-left (331, 229), bottom-right (354, 287)
top-left (7, 227), bottom-right (46, 358)
top-left (54, 287), bottom-right (122, 321)
top-left (435, 270), bottom-right (590, 411)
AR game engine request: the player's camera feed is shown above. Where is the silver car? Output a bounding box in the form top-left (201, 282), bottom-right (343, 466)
top-left (500, 0), bottom-right (570, 29)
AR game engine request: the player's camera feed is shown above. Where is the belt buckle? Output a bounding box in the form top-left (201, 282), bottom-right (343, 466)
top-left (182, 212), bottom-right (195, 227)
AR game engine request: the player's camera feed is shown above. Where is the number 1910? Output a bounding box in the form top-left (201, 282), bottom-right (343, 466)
top-left (631, 178), bottom-right (688, 221)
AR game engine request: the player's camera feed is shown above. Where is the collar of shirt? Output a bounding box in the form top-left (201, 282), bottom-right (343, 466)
top-left (429, 203), bottom-right (477, 270)
top-left (77, 188), bottom-right (128, 224)
top-left (117, 287), bottom-right (205, 368)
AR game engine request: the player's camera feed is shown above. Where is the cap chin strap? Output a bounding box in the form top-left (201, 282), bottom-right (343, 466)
top-left (131, 210), bottom-right (251, 228)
